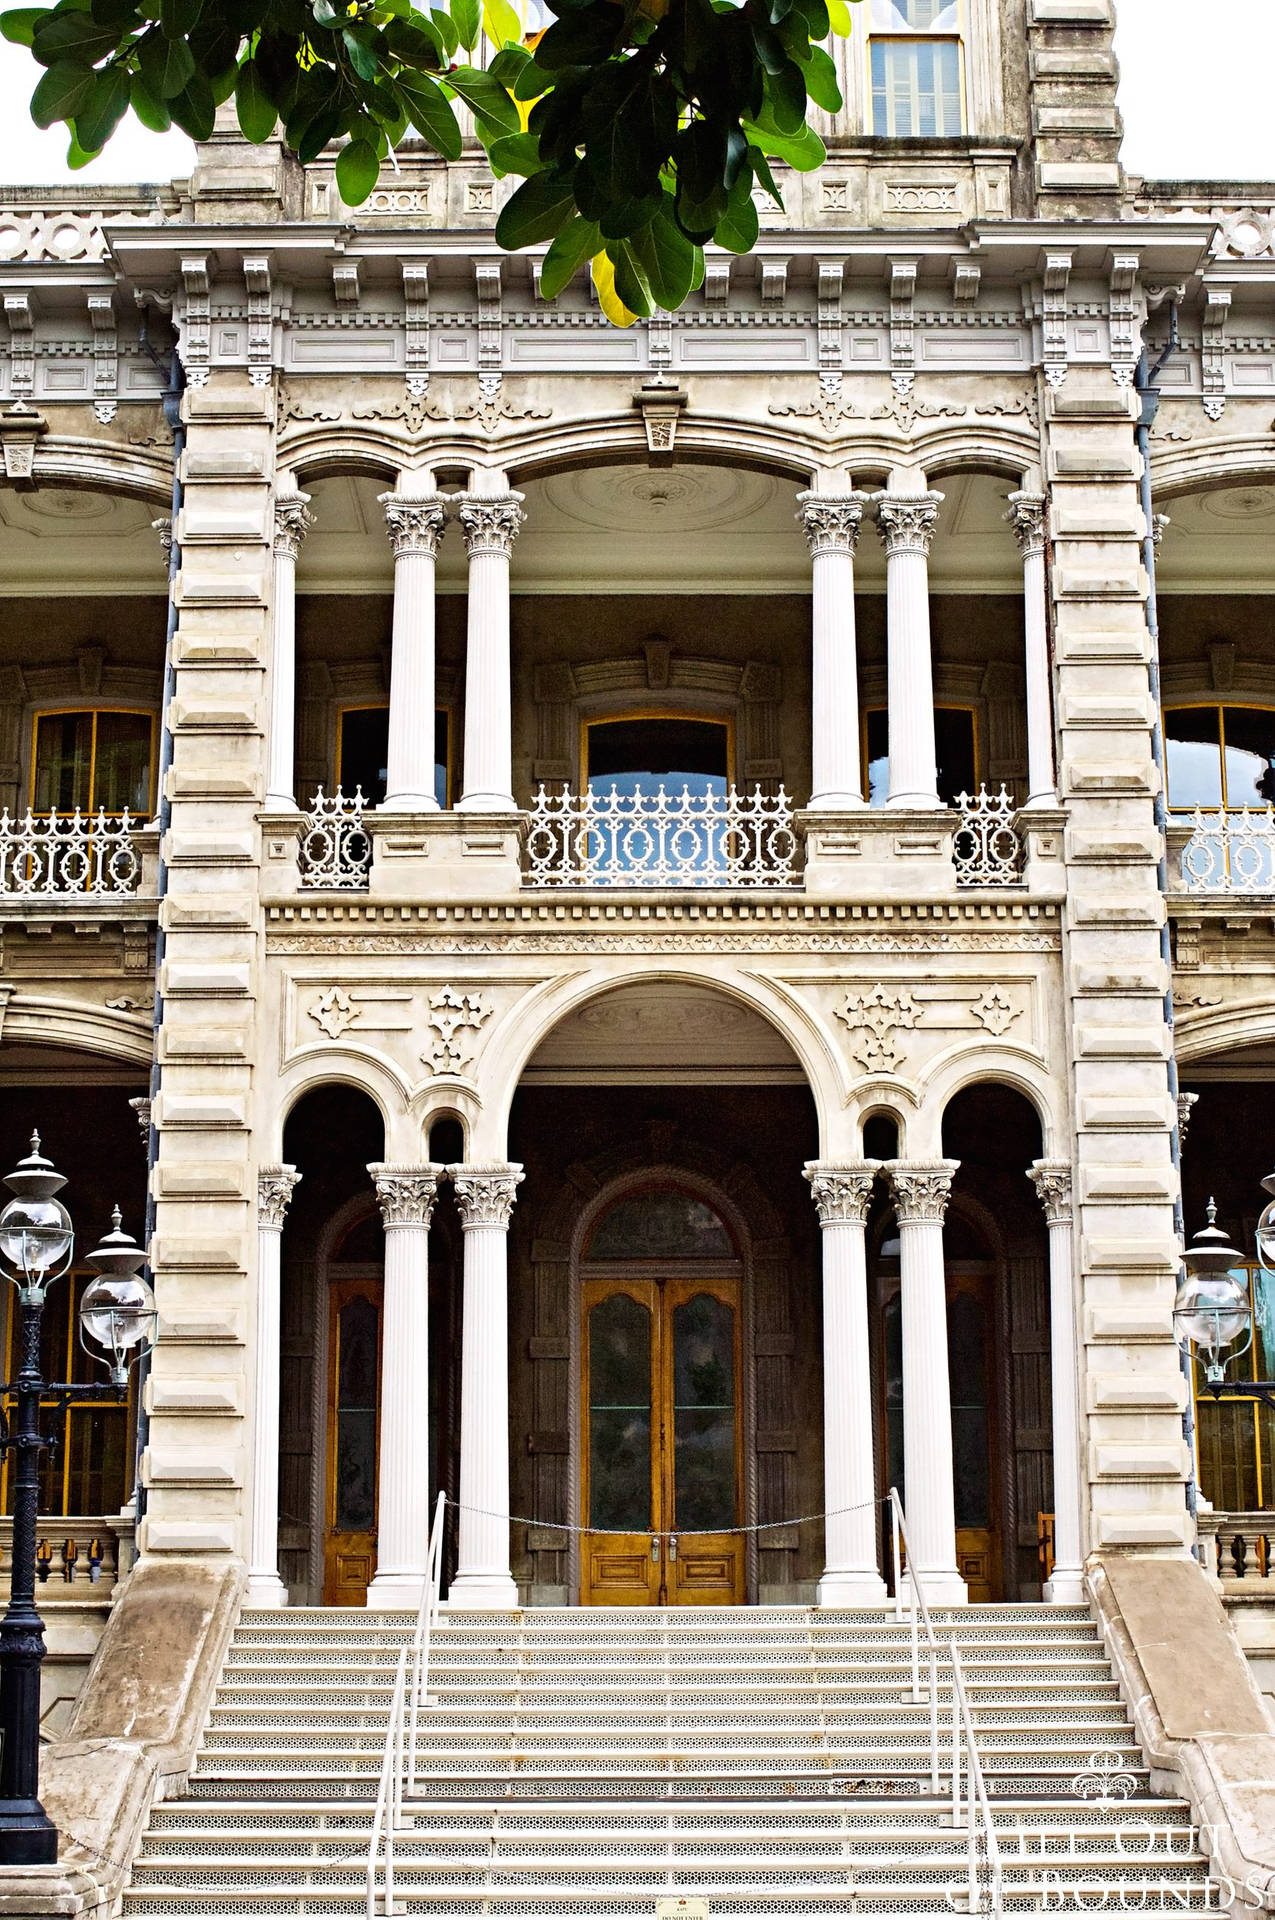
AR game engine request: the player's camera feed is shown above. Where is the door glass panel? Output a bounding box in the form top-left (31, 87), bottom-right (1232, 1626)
top-left (93, 712), bottom-right (153, 814)
top-left (1165, 707), bottom-right (1223, 810)
top-left (948, 1290), bottom-right (990, 1529)
top-left (334, 1295), bottom-right (378, 1532)
top-left (338, 706), bottom-right (450, 807)
top-left (1223, 707), bottom-right (1275, 809)
top-left (588, 1291), bottom-right (652, 1532)
top-left (866, 709), bottom-right (976, 807)
top-left (672, 1292), bottom-right (736, 1533)
top-left (33, 712), bottom-right (92, 811)
top-left (588, 1191), bottom-right (732, 1260)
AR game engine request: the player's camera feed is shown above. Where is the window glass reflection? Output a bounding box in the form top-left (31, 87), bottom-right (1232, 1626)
top-left (588, 1190), bottom-right (732, 1261)
top-left (1223, 707), bottom-right (1275, 808)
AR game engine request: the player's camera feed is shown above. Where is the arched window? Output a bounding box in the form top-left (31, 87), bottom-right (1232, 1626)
top-left (586, 1187), bottom-right (734, 1261)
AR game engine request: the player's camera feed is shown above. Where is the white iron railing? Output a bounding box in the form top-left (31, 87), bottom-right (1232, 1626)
top-left (1179, 806), bottom-right (1275, 893)
top-left (524, 782), bottom-right (801, 888)
top-left (300, 787), bottom-right (371, 889)
top-left (953, 787), bottom-right (1023, 888)
top-left (888, 1488), bottom-right (1005, 1917)
top-left (0, 806), bottom-right (141, 895)
top-left (367, 1490), bottom-right (447, 1920)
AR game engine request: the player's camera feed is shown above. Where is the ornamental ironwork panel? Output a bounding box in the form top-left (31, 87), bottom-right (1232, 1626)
top-left (299, 787), bottom-right (371, 890)
top-left (0, 806), bottom-right (140, 895)
top-left (953, 787), bottom-right (1023, 888)
top-left (524, 783), bottom-right (800, 889)
top-left (1181, 806), bottom-right (1275, 893)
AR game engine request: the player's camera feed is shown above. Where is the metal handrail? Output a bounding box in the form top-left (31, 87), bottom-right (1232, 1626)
top-left (888, 1487), bottom-right (1005, 1917)
top-left (366, 1491), bottom-right (448, 1920)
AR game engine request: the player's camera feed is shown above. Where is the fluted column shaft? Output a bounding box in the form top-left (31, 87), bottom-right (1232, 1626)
top-left (805, 1161), bottom-right (887, 1604)
top-left (265, 487), bottom-right (311, 811)
top-left (448, 1162), bottom-right (524, 1607)
top-left (875, 493), bottom-right (943, 809)
top-left (1030, 1162), bottom-right (1084, 1602)
top-left (1008, 493), bottom-right (1057, 807)
top-left (797, 494), bottom-right (869, 809)
top-left (380, 493), bottom-right (448, 811)
top-left (366, 1164), bottom-right (443, 1608)
top-left (247, 1166), bottom-right (300, 1607)
top-left (456, 495), bottom-right (524, 813)
top-left (888, 1160), bottom-right (966, 1604)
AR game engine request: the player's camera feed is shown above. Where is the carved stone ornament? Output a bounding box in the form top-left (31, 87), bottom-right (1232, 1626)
top-left (456, 493), bottom-right (525, 558)
top-left (367, 1162), bottom-right (442, 1229)
top-left (804, 1160), bottom-right (881, 1225)
top-left (1028, 1160), bottom-right (1073, 1226)
top-left (380, 493), bottom-right (447, 559)
top-left (128, 1095), bottom-right (151, 1148)
top-left (310, 985), bottom-right (358, 1040)
top-left (874, 493), bottom-right (942, 558)
top-left (152, 516), bottom-right (173, 559)
top-left (424, 986), bottom-right (492, 1076)
top-left (1177, 1090), bottom-right (1199, 1148)
top-left (795, 492), bottom-right (866, 560)
top-left (1005, 491), bottom-right (1047, 561)
top-left (448, 1162), bottom-right (524, 1229)
top-left (273, 491), bottom-right (313, 560)
top-left (835, 985), bottom-right (920, 1073)
top-left (973, 987), bottom-right (1020, 1036)
top-left (258, 1164), bottom-right (301, 1230)
top-left (888, 1161), bottom-right (958, 1226)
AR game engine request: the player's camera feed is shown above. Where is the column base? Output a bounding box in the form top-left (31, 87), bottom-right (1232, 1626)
top-left (456, 792), bottom-right (518, 814)
top-left (243, 1574), bottom-right (288, 1609)
top-left (367, 1572), bottom-right (431, 1610)
top-left (910, 1568), bottom-right (968, 1606)
top-left (444, 1573), bottom-right (520, 1610)
top-left (885, 792), bottom-right (943, 810)
top-left (379, 792), bottom-right (441, 813)
top-left (806, 790), bottom-right (868, 812)
top-left (264, 792), bottom-right (300, 812)
top-left (817, 1570), bottom-right (889, 1607)
top-left (1043, 1566), bottom-right (1086, 1604)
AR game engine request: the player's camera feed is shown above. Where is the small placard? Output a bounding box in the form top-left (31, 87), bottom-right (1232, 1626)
top-left (656, 1903), bottom-right (710, 1920)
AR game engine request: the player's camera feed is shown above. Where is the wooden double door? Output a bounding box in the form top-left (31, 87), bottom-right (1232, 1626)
top-left (581, 1273), bottom-right (746, 1606)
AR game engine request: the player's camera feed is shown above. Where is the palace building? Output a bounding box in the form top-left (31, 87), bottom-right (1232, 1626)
top-left (0, 0), bottom-right (1273, 1911)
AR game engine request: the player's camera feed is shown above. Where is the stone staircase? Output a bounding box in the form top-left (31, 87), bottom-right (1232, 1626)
top-left (124, 1605), bottom-right (1212, 1917)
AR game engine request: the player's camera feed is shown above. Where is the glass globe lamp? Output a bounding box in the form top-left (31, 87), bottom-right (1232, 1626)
top-left (79, 1208), bottom-right (156, 1385)
top-left (1256, 1171), bottom-right (1275, 1274)
top-left (1173, 1272), bottom-right (1253, 1384)
top-left (0, 1133), bottom-right (73, 1294)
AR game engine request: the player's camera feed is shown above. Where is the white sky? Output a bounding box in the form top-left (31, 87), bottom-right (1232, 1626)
top-left (0, 0), bottom-right (1269, 186)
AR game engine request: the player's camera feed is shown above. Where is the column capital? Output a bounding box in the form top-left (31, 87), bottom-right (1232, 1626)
top-left (874, 491), bottom-right (942, 557)
top-left (887, 1159), bottom-right (959, 1225)
top-left (448, 1161), bottom-right (524, 1229)
top-left (795, 491), bottom-right (868, 559)
top-left (380, 491), bottom-right (447, 559)
top-left (1006, 490), bottom-right (1047, 559)
top-left (273, 490), bottom-right (312, 559)
top-left (456, 492), bottom-right (525, 558)
top-left (368, 1162), bottom-right (444, 1228)
top-left (805, 1160), bottom-right (881, 1225)
top-left (258, 1164), bottom-right (301, 1230)
top-left (1029, 1159), bottom-right (1073, 1225)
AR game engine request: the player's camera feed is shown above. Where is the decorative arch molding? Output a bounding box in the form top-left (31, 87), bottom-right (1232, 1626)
top-left (31, 437), bottom-right (174, 507)
top-left (1150, 440), bottom-right (1275, 499)
top-left (271, 1052), bottom-right (400, 1160)
top-left (278, 433), bottom-right (406, 488)
top-left (1173, 999), bottom-right (1275, 1065)
top-left (518, 1136), bottom-right (797, 1606)
top-left (922, 1046), bottom-right (1062, 1159)
top-left (3, 993), bottom-right (152, 1067)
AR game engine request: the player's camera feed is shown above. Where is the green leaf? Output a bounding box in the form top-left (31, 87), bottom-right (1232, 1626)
top-left (487, 130), bottom-right (543, 176)
top-left (763, 58), bottom-right (806, 134)
top-left (512, 52), bottom-right (552, 99)
top-left (167, 67), bottom-right (215, 138)
top-left (796, 42), bottom-right (841, 112)
top-left (449, 0), bottom-right (479, 52)
top-left (66, 129), bottom-right (98, 166)
top-left (395, 71), bottom-right (462, 158)
top-left (482, 0), bottom-right (519, 47)
top-left (30, 7), bottom-right (117, 60)
top-left (159, 0), bottom-right (200, 32)
top-left (608, 236), bottom-right (652, 318)
top-left (825, 0), bottom-right (853, 32)
top-left (72, 62), bottom-right (129, 148)
top-left (30, 60), bottom-right (94, 126)
top-left (139, 27), bottom-right (196, 97)
top-left (335, 135), bottom-right (380, 205)
top-left (629, 204), bottom-right (697, 311)
top-left (742, 114), bottom-right (825, 170)
top-left (342, 23), bottom-right (380, 79)
top-left (488, 41), bottom-right (529, 85)
top-left (428, 3), bottom-right (457, 55)
top-left (0, 9), bottom-right (44, 47)
top-left (539, 213), bottom-right (599, 299)
top-left (235, 56), bottom-right (276, 142)
top-left (714, 182), bottom-right (759, 253)
top-left (494, 167), bottom-right (575, 249)
top-left (444, 62), bottom-right (518, 130)
top-left (129, 68), bottom-right (171, 128)
top-left (746, 142), bottom-right (783, 208)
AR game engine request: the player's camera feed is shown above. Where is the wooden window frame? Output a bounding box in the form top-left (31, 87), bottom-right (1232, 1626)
top-left (1162, 700), bottom-right (1275, 814)
top-left (29, 706), bottom-right (158, 817)
top-left (866, 0), bottom-right (966, 139)
top-left (579, 709), bottom-right (738, 791)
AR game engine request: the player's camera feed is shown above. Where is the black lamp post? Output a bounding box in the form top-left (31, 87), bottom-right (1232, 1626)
top-left (1175, 1187), bottom-right (1275, 1412)
top-left (0, 1134), bottom-right (155, 1865)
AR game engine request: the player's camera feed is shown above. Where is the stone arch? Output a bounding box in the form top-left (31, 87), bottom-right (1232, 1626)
top-left (270, 1053), bottom-right (404, 1160)
top-left (921, 1046), bottom-right (1062, 1159)
top-left (3, 994), bottom-right (152, 1067)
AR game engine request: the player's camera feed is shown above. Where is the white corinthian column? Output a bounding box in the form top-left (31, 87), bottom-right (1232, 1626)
top-left (247, 1165), bottom-right (300, 1607)
top-left (366, 1163), bottom-right (443, 1608)
top-left (265, 482), bottom-right (312, 811)
top-left (888, 1160), bottom-right (966, 1604)
top-left (874, 489), bottom-right (943, 810)
top-left (448, 1162), bottom-right (524, 1608)
top-left (1007, 491), bottom-right (1057, 808)
top-left (1029, 1161), bottom-right (1084, 1602)
top-left (456, 493), bottom-right (524, 813)
top-left (380, 490), bottom-right (448, 811)
top-left (796, 492), bottom-right (870, 809)
top-left (805, 1161), bottom-right (888, 1604)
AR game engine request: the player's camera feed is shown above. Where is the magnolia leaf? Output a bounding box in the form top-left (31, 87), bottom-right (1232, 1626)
top-left (397, 72), bottom-right (462, 158)
top-left (591, 249), bottom-right (639, 328)
top-left (796, 42), bottom-right (841, 113)
top-left (450, 0), bottom-right (480, 52)
top-left (335, 135), bottom-right (380, 205)
top-left (445, 63), bottom-right (519, 131)
top-left (139, 27), bottom-right (196, 99)
top-left (825, 0), bottom-right (854, 32)
top-left (31, 61), bottom-right (95, 126)
top-left (741, 114), bottom-right (826, 171)
top-left (487, 129), bottom-right (543, 176)
top-left (73, 63), bottom-right (130, 148)
top-left (235, 57), bottom-right (276, 142)
top-left (629, 205), bottom-right (697, 311)
top-left (159, 0), bottom-right (201, 33)
top-left (494, 168), bottom-right (575, 248)
top-left (714, 183), bottom-right (759, 254)
top-left (130, 69), bottom-right (171, 129)
top-left (30, 9), bottom-right (118, 61)
top-left (167, 68), bottom-right (215, 139)
top-left (482, 0), bottom-right (520, 47)
top-left (540, 213), bottom-right (600, 299)
top-left (0, 9), bottom-right (43, 46)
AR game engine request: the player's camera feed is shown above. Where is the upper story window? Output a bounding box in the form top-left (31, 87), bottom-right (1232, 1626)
top-left (1164, 705), bottom-right (1275, 812)
top-left (869, 0), bottom-right (964, 137)
top-left (865, 706), bottom-right (976, 806)
top-left (583, 715), bottom-right (731, 802)
top-left (32, 709), bottom-right (154, 816)
top-left (336, 705), bottom-right (451, 807)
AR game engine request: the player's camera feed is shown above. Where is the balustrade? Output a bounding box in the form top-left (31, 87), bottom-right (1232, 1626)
top-left (523, 782), bottom-right (801, 889)
top-left (953, 787), bottom-right (1024, 886)
top-left (299, 788), bottom-right (372, 889)
top-left (1198, 1511), bottom-right (1272, 1584)
top-left (1178, 806), bottom-right (1275, 894)
top-left (0, 806), bottom-right (142, 896)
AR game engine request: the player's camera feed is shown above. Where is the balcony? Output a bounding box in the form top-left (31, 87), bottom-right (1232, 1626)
top-left (0, 807), bottom-right (157, 903)
top-left (1171, 808), bottom-right (1275, 896)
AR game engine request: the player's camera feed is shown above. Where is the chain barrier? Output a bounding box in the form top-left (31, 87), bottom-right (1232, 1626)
top-left (441, 1491), bottom-right (889, 1540)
